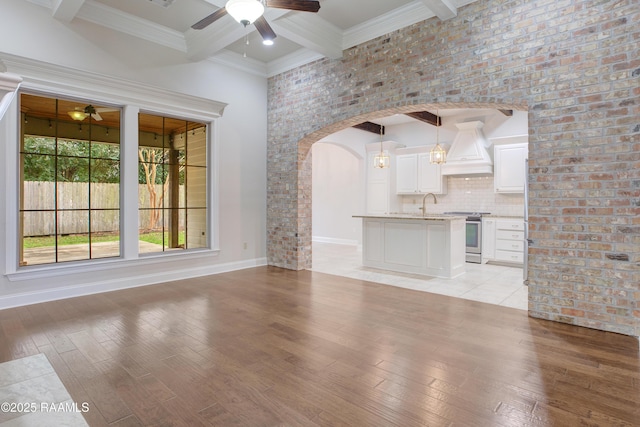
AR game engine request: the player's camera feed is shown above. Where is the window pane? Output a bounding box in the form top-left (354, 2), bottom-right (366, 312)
top-left (57, 181), bottom-right (89, 210)
top-left (138, 112), bottom-right (207, 253)
top-left (91, 210), bottom-right (120, 259)
top-left (22, 137), bottom-right (56, 155)
top-left (19, 93), bottom-right (122, 266)
top-left (22, 175), bottom-right (55, 210)
top-left (56, 156), bottom-right (89, 183)
top-left (186, 166), bottom-right (206, 208)
top-left (22, 152), bottom-right (56, 186)
top-left (21, 211), bottom-right (56, 266)
top-left (186, 125), bottom-right (207, 167)
top-left (186, 208), bottom-right (207, 249)
top-left (57, 210), bottom-right (89, 262)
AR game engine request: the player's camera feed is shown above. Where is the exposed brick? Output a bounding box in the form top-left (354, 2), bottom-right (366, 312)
top-left (267, 0), bottom-right (640, 337)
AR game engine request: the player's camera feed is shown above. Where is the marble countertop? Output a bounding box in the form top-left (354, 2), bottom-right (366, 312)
top-left (353, 213), bottom-right (466, 221)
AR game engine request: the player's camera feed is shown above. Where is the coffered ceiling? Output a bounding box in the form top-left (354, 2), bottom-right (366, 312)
top-left (27, 0), bottom-right (478, 77)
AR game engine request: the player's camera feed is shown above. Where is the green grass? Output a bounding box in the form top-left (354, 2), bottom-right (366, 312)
top-left (24, 231), bottom-right (185, 248)
top-left (138, 231), bottom-right (185, 246)
top-left (23, 233), bottom-right (119, 248)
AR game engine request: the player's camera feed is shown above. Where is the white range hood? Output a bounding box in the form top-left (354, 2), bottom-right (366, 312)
top-left (441, 121), bottom-right (493, 176)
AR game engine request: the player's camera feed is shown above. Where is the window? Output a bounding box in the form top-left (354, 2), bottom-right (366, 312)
top-left (19, 93), bottom-right (121, 266)
top-left (138, 112), bottom-right (207, 254)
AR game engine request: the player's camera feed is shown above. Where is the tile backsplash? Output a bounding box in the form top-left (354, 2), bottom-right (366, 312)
top-left (399, 176), bottom-right (525, 217)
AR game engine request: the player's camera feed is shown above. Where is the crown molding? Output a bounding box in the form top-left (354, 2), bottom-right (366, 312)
top-left (1, 53), bottom-right (227, 119)
top-left (343, 1), bottom-right (435, 49)
top-left (266, 49), bottom-right (324, 78)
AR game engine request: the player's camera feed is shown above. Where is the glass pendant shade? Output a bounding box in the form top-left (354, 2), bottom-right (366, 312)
top-left (374, 151), bottom-right (390, 168)
top-left (430, 143), bottom-right (446, 164)
top-left (429, 110), bottom-right (446, 164)
top-left (68, 111), bottom-right (88, 121)
top-left (226, 0), bottom-right (265, 25)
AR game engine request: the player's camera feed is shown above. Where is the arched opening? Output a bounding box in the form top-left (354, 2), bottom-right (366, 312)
top-left (302, 103), bottom-right (530, 308)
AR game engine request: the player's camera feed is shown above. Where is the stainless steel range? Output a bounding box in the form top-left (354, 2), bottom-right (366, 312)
top-left (444, 212), bottom-right (491, 263)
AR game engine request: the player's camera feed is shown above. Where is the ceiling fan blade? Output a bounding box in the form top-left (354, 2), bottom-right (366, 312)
top-left (254, 16), bottom-right (277, 43)
top-left (191, 7), bottom-right (228, 30)
top-left (265, 0), bottom-right (320, 13)
top-left (91, 113), bottom-right (103, 121)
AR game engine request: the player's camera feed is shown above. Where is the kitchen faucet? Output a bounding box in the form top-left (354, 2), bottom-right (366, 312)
top-left (420, 192), bottom-right (437, 216)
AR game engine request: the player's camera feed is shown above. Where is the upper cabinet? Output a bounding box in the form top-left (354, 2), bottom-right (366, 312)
top-left (395, 148), bottom-right (447, 195)
top-left (492, 137), bottom-right (529, 193)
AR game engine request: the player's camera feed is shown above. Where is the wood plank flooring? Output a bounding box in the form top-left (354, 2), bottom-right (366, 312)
top-left (0, 266), bottom-right (638, 426)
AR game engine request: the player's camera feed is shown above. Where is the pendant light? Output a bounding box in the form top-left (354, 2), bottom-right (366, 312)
top-left (430, 110), bottom-right (446, 164)
top-left (373, 125), bottom-right (389, 169)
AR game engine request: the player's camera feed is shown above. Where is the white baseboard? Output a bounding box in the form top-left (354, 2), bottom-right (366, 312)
top-left (312, 236), bottom-right (359, 246)
top-left (0, 257), bottom-right (267, 310)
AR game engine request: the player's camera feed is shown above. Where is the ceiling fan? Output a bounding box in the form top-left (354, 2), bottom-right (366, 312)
top-left (67, 105), bottom-right (118, 121)
top-left (191, 0), bottom-right (321, 45)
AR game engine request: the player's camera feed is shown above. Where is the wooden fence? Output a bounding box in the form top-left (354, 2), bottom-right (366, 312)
top-left (22, 181), bottom-right (181, 236)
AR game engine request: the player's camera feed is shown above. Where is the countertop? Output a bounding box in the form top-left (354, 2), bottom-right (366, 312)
top-left (353, 213), bottom-right (466, 221)
top-left (483, 215), bottom-right (525, 219)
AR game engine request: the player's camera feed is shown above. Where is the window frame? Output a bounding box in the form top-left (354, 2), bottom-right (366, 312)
top-left (3, 68), bottom-right (223, 280)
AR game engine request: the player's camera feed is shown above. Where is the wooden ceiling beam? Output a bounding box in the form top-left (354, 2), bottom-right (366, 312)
top-left (405, 111), bottom-right (441, 126)
top-left (353, 121), bottom-right (384, 135)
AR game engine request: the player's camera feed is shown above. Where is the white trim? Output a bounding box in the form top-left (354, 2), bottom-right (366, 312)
top-left (267, 49), bottom-right (325, 78)
top-left (343, 2), bottom-right (436, 49)
top-left (6, 249), bottom-right (221, 282)
top-left (0, 53), bottom-right (227, 120)
top-left (0, 257), bottom-right (267, 310)
top-left (2, 55), bottom-right (225, 286)
top-left (312, 236), bottom-right (359, 247)
top-left (78, 0), bottom-right (187, 52)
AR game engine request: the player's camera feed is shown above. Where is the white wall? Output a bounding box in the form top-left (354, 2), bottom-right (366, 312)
top-left (311, 142), bottom-right (364, 245)
top-left (0, 0), bottom-right (267, 307)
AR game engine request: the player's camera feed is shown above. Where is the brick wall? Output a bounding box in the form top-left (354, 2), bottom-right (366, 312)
top-left (267, 0), bottom-right (640, 336)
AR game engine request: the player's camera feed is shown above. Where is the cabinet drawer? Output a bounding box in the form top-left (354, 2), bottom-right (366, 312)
top-left (496, 220), bottom-right (524, 231)
top-left (496, 229), bottom-right (524, 240)
top-left (496, 239), bottom-right (524, 251)
top-left (495, 250), bottom-right (524, 263)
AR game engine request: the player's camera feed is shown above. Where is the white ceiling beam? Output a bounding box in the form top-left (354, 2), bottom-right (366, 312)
top-left (420, 0), bottom-right (457, 20)
top-left (185, 8), bottom-right (289, 62)
top-left (270, 14), bottom-right (343, 60)
top-left (52, 0), bottom-right (85, 23)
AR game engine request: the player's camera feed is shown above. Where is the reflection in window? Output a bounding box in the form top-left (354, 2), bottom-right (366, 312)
top-left (19, 93), bottom-right (121, 266)
top-left (138, 113), bottom-right (207, 254)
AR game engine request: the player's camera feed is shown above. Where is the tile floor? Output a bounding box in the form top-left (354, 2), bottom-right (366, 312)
top-left (311, 242), bottom-right (528, 311)
top-left (0, 354), bottom-right (89, 427)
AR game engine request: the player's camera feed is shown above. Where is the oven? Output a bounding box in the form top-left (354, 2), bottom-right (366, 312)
top-left (465, 217), bottom-right (482, 263)
top-left (444, 212), bottom-right (490, 263)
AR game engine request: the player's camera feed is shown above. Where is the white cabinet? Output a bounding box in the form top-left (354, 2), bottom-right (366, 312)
top-left (395, 151), bottom-right (447, 195)
top-left (358, 216), bottom-right (466, 279)
top-left (494, 218), bottom-right (524, 264)
top-left (483, 217), bottom-right (524, 265)
top-left (481, 217), bottom-right (496, 262)
top-left (494, 142), bottom-right (528, 193)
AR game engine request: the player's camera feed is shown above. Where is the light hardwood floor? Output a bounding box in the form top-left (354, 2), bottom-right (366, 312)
top-left (0, 266), bottom-right (638, 426)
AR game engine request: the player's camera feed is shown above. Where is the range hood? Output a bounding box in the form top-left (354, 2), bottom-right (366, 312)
top-left (441, 121), bottom-right (493, 176)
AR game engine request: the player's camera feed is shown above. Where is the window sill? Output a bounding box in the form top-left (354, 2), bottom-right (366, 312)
top-left (5, 248), bottom-right (220, 282)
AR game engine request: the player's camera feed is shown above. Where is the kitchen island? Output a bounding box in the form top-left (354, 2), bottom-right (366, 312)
top-left (353, 214), bottom-right (466, 279)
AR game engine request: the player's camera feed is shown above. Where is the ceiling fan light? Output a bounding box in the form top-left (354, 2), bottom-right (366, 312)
top-left (68, 110), bottom-right (88, 121)
top-left (226, 0), bottom-right (265, 25)
top-left (262, 38), bottom-right (274, 46)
